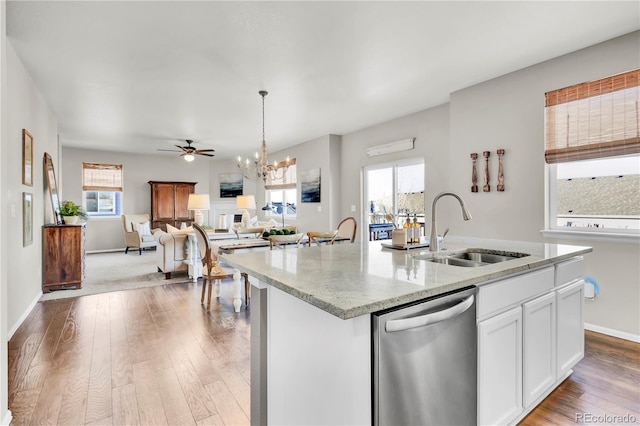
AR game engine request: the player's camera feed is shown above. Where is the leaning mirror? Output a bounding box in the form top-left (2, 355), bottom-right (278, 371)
top-left (44, 152), bottom-right (62, 224)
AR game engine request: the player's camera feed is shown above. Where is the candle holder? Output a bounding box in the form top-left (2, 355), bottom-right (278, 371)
top-left (497, 149), bottom-right (505, 191)
top-left (470, 153), bottom-right (478, 192)
top-left (483, 151), bottom-right (491, 192)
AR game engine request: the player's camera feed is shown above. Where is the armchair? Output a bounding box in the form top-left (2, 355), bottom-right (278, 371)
top-left (121, 213), bottom-right (158, 255)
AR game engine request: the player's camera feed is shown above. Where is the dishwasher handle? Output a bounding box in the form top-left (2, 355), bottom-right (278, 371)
top-left (385, 295), bottom-right (475, 333)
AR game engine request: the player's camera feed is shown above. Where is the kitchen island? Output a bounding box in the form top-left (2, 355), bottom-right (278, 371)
top-left (222, 236), bottom-right (592, 425)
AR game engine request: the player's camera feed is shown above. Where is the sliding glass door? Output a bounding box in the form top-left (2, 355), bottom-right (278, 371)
top-left (364, 160), bottom-right (425, 241)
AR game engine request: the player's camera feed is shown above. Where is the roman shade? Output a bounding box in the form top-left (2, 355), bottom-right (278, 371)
top-left (82, 162), bottom-right (123, 191)
top-left (544, 69), bottom-right (640, 164)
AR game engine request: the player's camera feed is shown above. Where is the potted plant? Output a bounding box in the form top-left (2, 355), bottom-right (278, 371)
top-left (58, 200), bottom-right (88, 224)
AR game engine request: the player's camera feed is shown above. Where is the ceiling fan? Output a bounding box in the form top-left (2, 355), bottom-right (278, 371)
top-left (157, 139), bottom-right (215, 161)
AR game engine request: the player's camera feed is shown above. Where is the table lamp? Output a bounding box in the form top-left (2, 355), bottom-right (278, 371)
top-left (188, 193), bottom-right (210, 226)
top-left (236, 195), bottom-right (256, 228)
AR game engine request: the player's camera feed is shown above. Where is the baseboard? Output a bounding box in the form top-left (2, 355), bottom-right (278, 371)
top-left (8, 291), bottom-right (42, 340)
top-left (86, 248), bottom-right (125, 254)
top-left (1, 410), bottom-right (12, 426)
top-left (585, 322), bottom-right (640, 343)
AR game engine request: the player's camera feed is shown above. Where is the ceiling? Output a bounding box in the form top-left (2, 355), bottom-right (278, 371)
top-left (6, 1), bottom-right (639, 160)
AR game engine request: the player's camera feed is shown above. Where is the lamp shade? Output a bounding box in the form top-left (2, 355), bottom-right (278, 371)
top-left (187, 193), bottom-right (210, 211)
top-left (236, 195), bottom-right (256, 210)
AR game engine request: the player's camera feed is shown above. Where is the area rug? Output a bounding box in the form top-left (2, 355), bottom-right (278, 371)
top-left (39, 251), bottom-right (193, 301)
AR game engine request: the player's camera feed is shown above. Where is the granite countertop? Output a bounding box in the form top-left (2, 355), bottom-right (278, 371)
top-left (222, 236), bottom-right (592, 320)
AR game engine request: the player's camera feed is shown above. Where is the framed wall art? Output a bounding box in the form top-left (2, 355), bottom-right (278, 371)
top-left (23, 192), bottom-right (33, 246)
top-left (220, 173), bottom-right (243, 198)
top-left (22, 129), bottom-right (33, 186)
top-left (300, 168), bottom-right (321, 203)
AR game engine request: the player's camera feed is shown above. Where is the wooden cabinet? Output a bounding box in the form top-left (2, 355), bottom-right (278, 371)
top-left (42, 224), bottom-right (85, 293)
top-left (149, 181), bottom-right (197, 231)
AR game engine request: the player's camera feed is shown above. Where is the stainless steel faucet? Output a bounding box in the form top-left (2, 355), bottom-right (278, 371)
top-left (429, 192), bottom-right (472, 252)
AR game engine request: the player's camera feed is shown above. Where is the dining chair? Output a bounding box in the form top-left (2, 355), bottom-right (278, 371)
top-left (193, 223), bottom-right (250, 310)
top-left (268, 232), bottom-right (304, 250)
top-left (337, 217), bottom-right (357, 243)
top-left (306, 230), bottom-right (339, 247)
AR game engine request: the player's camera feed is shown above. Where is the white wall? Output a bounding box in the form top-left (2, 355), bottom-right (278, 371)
top-left (341, 103), bottom-right (451, 242)
top-left (61, 147), bottom-right (216, 251)
top-left (447, 31), bottom-right (639, 337)
top-left (340, 32), bottom-right (639, 337)
top-left (0, 3), bottom-right (9, 423)
top-left (5, 40), bottom-right (59, 337)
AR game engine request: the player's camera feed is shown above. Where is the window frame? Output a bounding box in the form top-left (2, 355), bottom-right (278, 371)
top-left (264, 161), bottom-right (297, 220)
top-left (544, 157), bottom-right (640, 243)
top-left (82, 162), bottom-right (123, 218)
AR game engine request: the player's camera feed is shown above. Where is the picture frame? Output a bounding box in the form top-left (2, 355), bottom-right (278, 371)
top-left (23, 192), bottom-right (33, 246)
top-left (220, 172), bottom-right (243, 198)
top-left (44, 152), bottom-right (62, 224)
top-left (300, 168), bottom-right (321, 203)
top-left (22, 129), bottom-right (33, 186)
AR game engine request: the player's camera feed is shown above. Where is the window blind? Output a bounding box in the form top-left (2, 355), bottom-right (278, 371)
top-left (544, 69), bottom-right (640, 164)
top-left (265, 158), bottom-right (297, 190)
top-left (82, 163), bottom-right (123, 191)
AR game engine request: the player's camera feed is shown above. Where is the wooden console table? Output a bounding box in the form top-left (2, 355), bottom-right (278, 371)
top-left (42, 224), bottom-right (85, 293)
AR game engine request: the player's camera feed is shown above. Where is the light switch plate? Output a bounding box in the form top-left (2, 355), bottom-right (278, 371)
top-left (317, 206), bottom-right (322, 212)
top-left (351, 205), bottom-right (356, 212)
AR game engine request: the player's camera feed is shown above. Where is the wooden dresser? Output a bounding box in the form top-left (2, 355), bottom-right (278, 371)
top-left (42, 224), bottom-right (86, 293)
top-left (149, 181), bottom-right (197, 231)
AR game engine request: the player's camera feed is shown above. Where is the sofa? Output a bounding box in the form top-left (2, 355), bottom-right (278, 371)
top-left (154, 229), bottom-right (189, 279)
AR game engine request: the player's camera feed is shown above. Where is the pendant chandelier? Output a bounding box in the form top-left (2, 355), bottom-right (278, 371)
top-left (237, 90), bottom-right (290, 184)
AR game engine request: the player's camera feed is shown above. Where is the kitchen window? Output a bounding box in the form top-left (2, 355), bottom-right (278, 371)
top-left (544, 69), bottom-right (640, 239)
top-left (82, 162), bottom-right (123, 217)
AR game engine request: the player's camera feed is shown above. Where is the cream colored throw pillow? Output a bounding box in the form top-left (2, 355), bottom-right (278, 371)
top-left (167, 223), bottom-right (194, 235)
top-left (133, 221), bottom-right (151, 236)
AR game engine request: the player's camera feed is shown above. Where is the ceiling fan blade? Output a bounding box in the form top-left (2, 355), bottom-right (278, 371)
top-left (196, 152), bottom-right (215, 157)
top-left (195, 149), bottom-right (215, 153)
top-left (175, 144), bottom-right (190, 152)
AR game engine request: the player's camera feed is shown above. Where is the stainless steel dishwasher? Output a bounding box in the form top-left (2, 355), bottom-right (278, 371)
top-left (372, 286), bottom-right (477, 425)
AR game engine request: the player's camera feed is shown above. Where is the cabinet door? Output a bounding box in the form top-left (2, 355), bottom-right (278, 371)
top-left (556, 280), bottom-right (584, 378)
top-left (523, 292), bottom-right (556, 408)
top-left (478, 306), bottom-right (523, 426)
top-left (174, 183), bottom-right (195, 222)
top-left (152, 183), bottom-right (176, 221)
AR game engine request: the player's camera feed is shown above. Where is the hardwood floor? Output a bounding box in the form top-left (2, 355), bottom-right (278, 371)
top-left (9, 282), bottom-right (250, 426)
top-left (8, 282), bottom-right (640, 425)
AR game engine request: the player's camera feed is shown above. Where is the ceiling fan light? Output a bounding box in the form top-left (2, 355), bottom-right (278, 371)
top-left (184, 154), bottom-right (195, 162)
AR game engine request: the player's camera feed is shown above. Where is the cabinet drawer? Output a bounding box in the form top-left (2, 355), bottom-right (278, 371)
top-left (478, 267), bottom-right (554, 320)
top-left (555, 257), bottom-right (584, 287)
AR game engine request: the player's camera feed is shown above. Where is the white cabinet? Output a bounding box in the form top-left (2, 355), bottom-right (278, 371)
top-left (523, 292), bottom-right (556, 407)
top-left (556, 279), bottom-right (584, 378)
top-left (478, 307), bottom-right (523, 426)
top-left (477, 258), bottom-right (585, 425)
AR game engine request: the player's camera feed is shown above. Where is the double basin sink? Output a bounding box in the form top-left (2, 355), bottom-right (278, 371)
top-left (413, 249), bottom-right (529, 267)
